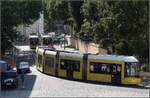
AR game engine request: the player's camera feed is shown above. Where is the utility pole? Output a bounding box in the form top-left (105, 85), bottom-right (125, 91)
top-left (0, 2), bottom-right (1, 60)
top-left (149, 1), bottom-right (150, 72)
top-left (64, 25), bottom-right (66, 50)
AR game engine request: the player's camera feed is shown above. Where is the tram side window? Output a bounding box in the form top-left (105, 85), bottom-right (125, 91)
top-left (45, 57), bottom-right (54, 68)
top-left (60, 59), bottom-right (67, 69)
top-left (101, 64), bottom-right (109, 73)
top-left (110, 64), bottom-right (121, 74)
top-left (60, 59), bottom-right (80, 71)
top-left (90, 62), bottom-right (110, 74)
top-left (73, 61), bottom-right (80, 72)
top-left (38, 55), bottom-right (42, 64)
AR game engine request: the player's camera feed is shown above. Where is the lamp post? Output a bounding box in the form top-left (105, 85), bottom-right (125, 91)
top-left (64, 25), bottom-right (67, 50)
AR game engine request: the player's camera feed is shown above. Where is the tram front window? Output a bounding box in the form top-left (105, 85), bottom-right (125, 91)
top-left (43, 38), bottom-right (52, 45)
top-left (30, 38), bottom-right (38, 45)
top-left (125, 62), bottom-right (139, 77)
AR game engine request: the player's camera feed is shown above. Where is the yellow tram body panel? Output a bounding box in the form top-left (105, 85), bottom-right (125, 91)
top-left (37, 51), bottom-right (44, 55)
top-left (88, 73), bottom-right (111, 83)
top-left (36, 51), bottom-right (44, 72)
top-left (35, 53), bottom-right (38, 69)
top-left (44, 66), bottom-right (55, 76)
top-left (58, 56), bottom-right (83, 80)
top-left (73, 71), bottom-right (82, 80)
top-left (44, 54), bottom-right (56, 76)
top-left (122, 78), bottom-right (141, 85)
top-left (87, 59), bottom-right (124, 83)
top-left (58, 69), bottom-right (66, 78)
top-left (30, 45), bottom-right (37, 49)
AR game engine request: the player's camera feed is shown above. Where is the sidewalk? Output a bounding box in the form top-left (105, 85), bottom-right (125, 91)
top-left (53, 44), bottom-right (79, 53)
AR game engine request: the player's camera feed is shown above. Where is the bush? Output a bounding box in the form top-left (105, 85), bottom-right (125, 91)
top-left (141, 64), bottom-right (149, 72)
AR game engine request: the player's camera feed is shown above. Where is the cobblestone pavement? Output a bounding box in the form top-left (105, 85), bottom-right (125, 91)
top-left (1, 44), bottom-right (149, 98)
top-left (1, 65), bottom-right (149, 98)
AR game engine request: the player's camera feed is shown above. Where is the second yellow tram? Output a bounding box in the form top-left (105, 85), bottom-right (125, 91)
top-left (40, 34), bottom-right (53, 48)
top-left (29, 35), bottom-right (39, 49)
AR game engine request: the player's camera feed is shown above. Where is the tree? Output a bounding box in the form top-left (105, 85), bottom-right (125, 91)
top-left (44, 0), bottom-right (149, 64)
top-left (45, 0), bottom-right (71, 25)
top-left (113, 1), bottom-right (149, 59)
top-left (44, 0), bottom-right (84, 36)
top-left (70, 1), bottom-right (84, 33)
top-left (1, 1), bottom-right (43, 55)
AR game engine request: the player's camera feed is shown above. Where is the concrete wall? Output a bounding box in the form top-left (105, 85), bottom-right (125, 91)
top-left (67, 36), bottom-right (108, 54)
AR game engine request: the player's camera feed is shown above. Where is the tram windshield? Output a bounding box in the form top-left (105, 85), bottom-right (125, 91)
top-left (125, 62), bottom-right (140, 77)
top-left (30, 38), bottom-right (38, 45)
top-left (43, 38), bottom-right (52, 45)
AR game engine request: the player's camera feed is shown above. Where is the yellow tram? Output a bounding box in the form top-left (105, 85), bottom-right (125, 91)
top-left (35, 47), bottom-right (141, 85)
top-left (40, 34), bottom-right (53, 48)
top-left (58, 52), bottom-right (83, 80)
top-left (29, 35), bottom-right (39, 49)
top-left (87, 55), bottom-right (141, 84)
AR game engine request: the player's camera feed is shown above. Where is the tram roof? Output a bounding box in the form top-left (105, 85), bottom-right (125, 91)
top-left (29, 35), bottom-right (38, 38)
top-left (45, 50), bottom-right (57, 55)
top-left (38, 48), bottom-right (44, 53)
top-left (59, 52), bottom-right (83, 58)
top-left (36, 46), bottom-right (48, 53)
top-left (88, 54), bottom-right (138, 62)
top-left (42, 35), bottom-right (52, 38)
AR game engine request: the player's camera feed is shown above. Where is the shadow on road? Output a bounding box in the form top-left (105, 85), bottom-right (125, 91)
top-left (73, 78), bottom-right (149, 90)
top-left (43, 72), bottom-right (149, 90)
top-left (1, 74), bottom-right (37, 98)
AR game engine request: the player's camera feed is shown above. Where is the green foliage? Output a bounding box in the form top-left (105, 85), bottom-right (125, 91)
top-left (43, 1), bottom-right (56, 32)
top-left (44, 0), bottom-right (84, 33)
top-left (45, 0), bottom-right (71, 24)
top-left (141, 64), bottom-right (149, 72)
top-left (80, 1), bottom-right (149, 59)
top-left (44, 0), bottom-right (148, 63)
top-left (1, 1), bottom-right (43, 54)
top-left (70, 1), bottom-right (84, 32)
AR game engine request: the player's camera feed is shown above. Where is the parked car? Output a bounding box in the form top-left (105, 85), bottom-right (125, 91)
top-left (17, 61), bottom-right (30, 74)
top-left (1, 70), bottom-right (18, 88)
top-left (0, 60), bottom-right (10, 73)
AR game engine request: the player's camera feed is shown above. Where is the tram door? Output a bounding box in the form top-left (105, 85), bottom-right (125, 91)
top-left (66, 61), bottom-right (73, 79)
top-left (111, 64), bottom-right (121, 84)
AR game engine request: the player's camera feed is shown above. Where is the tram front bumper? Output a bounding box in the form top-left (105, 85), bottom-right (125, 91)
top-left (122, 78), bottom-right (141, 85)
top-left (30, 45), bottom-right (36, 49)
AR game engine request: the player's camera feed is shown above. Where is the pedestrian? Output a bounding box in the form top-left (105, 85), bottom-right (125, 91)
top-left (21, 70), bottom-right (25, 89)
